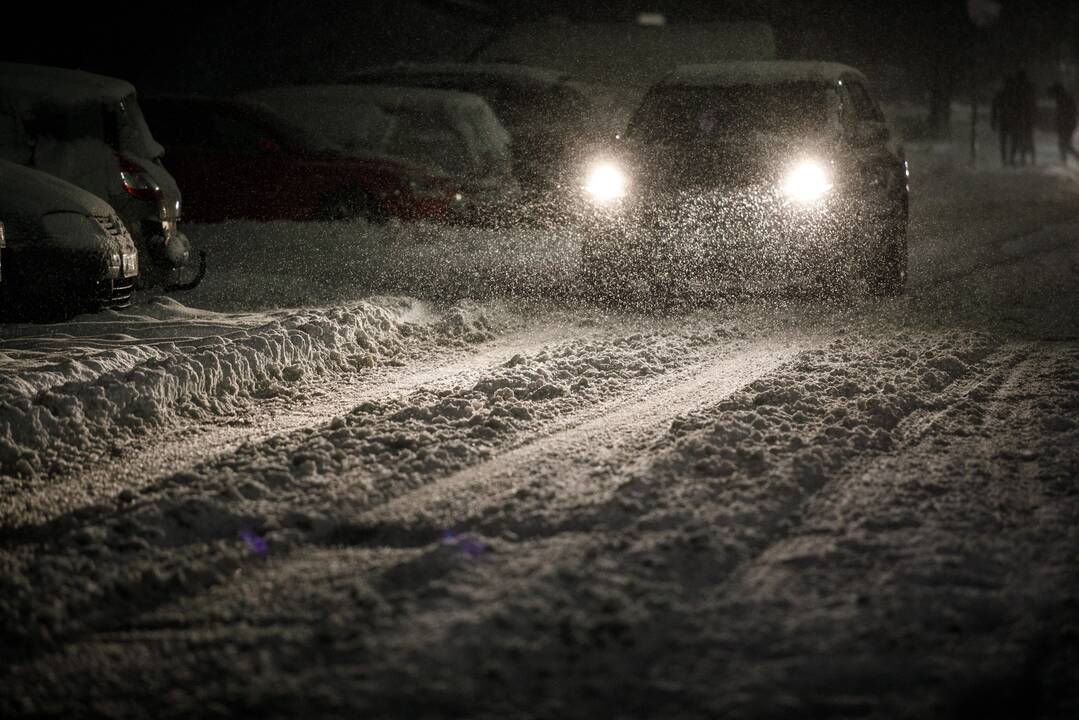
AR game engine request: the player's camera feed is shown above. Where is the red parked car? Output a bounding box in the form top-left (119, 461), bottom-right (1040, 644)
top-left (140, 95), bottom-right (461, 224)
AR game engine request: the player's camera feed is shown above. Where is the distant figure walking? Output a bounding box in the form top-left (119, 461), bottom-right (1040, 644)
top-left (1013, 69), bottom-right (1037, 166)
top-left (990, 76), bottom-right (1018, 166)
top-left (1049, 82), bottom-right (1079, 165)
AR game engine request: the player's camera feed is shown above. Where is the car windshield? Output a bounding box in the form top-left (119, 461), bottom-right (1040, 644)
top-left (255, 97), bottom-right (394, 157)
top-left (262, 95), bottom-right (477, 176)
top-left (628, 81), bottom-right (834, 144)
top-left (375, 75), bottom-right (587, 131)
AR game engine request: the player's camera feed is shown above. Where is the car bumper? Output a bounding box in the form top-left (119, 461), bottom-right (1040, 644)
top-left (585, 187), bottom-right (898, 282)
top-left (3, 246), bottom-right (135, 309)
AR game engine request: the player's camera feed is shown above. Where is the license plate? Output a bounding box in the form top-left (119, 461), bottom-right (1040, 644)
top-left (123, 250), bottom-right (138, 278)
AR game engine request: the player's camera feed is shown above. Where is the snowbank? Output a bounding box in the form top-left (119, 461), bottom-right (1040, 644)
top-left (0, 297), bottom-right (496, 480)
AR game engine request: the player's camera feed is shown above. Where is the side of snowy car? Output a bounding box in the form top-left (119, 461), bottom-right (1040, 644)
top-left (580, 61), bottom-right (909, 297)
top-left (0, 158), bottom-right (138, 319)
top-left (341, 63), bottom-right (604, 214)
top-left (241, 84), bottom-right (520, 224)
top-left (0, 63), bottom-right (203, 291)
top-left (139, 95), bottom-right (461, 224)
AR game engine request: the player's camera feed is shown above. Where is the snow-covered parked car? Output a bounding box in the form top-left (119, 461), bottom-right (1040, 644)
top-left (0, 62), bottom-right (203, 291)
top-left (340, 64), bottom-right (602, 208)
top-left (0, 159), bottom-right (138, 319)
top-left (140, 95), bottom-right (461, 224)
top-left (241, 85), bottom-right (518, 224)
top-left (581, 62), bottom-right (910, 298)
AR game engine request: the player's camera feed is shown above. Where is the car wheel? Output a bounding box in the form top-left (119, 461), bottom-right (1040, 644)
top-left (317, 188), bottom-right (388, 224)
top-left (868, 221), bottom-right (908, 296)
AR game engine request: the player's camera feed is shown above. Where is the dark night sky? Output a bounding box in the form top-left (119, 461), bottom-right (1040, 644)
top-left (2, 1), bottom-right (1076, 101)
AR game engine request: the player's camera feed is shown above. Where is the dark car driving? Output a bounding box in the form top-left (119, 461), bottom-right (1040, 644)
top-left (140, 95), bottom-right (461, 224)
top-left (580, 61), bottom-right (909, 298)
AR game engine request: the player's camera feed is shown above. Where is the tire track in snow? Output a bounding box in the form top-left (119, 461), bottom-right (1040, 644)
top-left (326, 334), bottom-right (818, 543)
top-left (704, 342), bottom-right (1079, 717)
top-left (0, 322), bottom-right (747, 660)
top-left (0, 323), bottom-right (599, 530)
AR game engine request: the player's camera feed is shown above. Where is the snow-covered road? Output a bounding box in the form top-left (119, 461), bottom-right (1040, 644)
top-left (2, 144), bottom-right (1079, 718)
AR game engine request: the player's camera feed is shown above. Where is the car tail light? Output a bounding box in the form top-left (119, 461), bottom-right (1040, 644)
top-left (118, 157), bottom-right (163, 202)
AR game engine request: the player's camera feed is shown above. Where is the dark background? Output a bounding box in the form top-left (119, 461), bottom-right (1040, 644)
top-left (3, 0), bottom-right (1077, 136)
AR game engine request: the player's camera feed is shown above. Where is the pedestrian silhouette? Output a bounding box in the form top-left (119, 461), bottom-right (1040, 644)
top-left (1012, 69), bottom-right (1037, 166)
top-left (1049, 82), bottom-right (1079, 165)
top-left (990, 76), bottom-right (1018, 166)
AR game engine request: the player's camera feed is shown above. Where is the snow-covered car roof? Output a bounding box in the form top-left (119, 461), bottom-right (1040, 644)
top-left (0, 157), bottom-right (113, 218)
top-left (0, 62), bottom-right (135, 107)
top-left (345, 63), bottom-right (572, 87)
top-left (473, 21), bottom-right (776, 88)
top-left (662, 62), bottom-right (869, 88)
top-left (242, 85), bottom-right (512, 179)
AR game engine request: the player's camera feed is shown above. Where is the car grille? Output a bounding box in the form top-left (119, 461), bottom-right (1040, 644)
top-left (93, 213), bottom-right (126, 238)
top-left (93, 214), bottom-right (139, 278)
top-left (95, 277), bottom-right (137, 308)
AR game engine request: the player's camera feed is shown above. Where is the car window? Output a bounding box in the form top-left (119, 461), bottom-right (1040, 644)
top-left (628, 82), bottom-right (833, 144)
top-left (24, 101), bottom-right (107, 145)
top-left (360, 74), bottom-right (586, 131)
top-left (383, 108), bottom-right (470, 175)
top-left (115, 95), bottom-right (164, 159)
top-left (844, 81), bottom-right (884, 122)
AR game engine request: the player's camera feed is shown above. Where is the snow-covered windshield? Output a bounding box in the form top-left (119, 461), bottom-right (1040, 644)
top-left (347, 71), bottom-right (592, 134)
top-left (24, 93), bottom-right (162, 159)
top-left (249, 87), bottom-right (512, 179)
top-left (628, 82), bottom-right (834, 144)
top-left (256, 96), bottom-right (472, 175)
top-left (250, 97), bottom-right (394, 157)
top-left (390, 77), bottom-right (588, 132)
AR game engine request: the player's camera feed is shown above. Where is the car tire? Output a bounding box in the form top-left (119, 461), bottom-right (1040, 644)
top-left (317, 188), bottom-right (388, 224)
top-left (868, 221), bottom-right (908, 296)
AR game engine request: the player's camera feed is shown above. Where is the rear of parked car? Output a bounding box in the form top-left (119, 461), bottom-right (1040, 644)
top-left (0, 159), bottom-right (138, 320)
top-left (0, 62), bottom-right (203, 291)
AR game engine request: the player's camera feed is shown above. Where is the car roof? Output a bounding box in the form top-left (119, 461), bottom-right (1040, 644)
top-left (661, 61), bottom-right (869, 88)
top-left (142, 94), bottom-right (303, 132)
top-left (0, 62), bottom-right (135, 106)
top-left (345, 63), bottom-right (571, 87)
top-left (246, 84), bottom-right (499, 115)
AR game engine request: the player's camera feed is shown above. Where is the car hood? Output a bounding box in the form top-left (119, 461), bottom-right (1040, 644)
top-left (0, 159), bottom-right (114, 218)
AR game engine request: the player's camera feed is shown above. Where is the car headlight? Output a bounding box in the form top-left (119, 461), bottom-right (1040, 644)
top-left (780, 160), bottom-right (833, 204)
top-left (584, 162), bottom-right (627, 203)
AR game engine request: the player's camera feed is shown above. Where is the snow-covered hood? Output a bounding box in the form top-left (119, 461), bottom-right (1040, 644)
top-left (0, 158), bottom-right (113, 218)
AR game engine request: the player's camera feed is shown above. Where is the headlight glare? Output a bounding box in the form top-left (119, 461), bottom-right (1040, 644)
top-left (584, 162), bottom-right (627, 203)
top-left (781, 160), bottom-right (833, 204)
